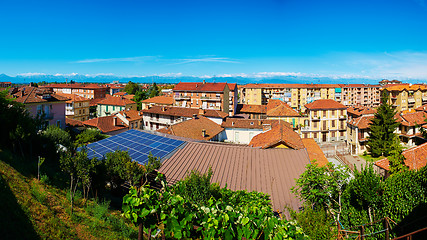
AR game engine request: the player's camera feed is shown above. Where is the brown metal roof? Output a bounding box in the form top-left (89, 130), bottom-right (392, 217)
top-left (159, 142), bottom-right (310, 212)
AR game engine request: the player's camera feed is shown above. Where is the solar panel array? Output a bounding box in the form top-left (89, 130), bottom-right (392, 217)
top-left (85, 129), bottom-right (185, 165)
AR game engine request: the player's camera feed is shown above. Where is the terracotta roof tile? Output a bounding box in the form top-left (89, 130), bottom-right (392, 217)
top-left (348, 115), bottom-right (375, 129)
top-left (375, 142), bottom-right (427, 171)
top-left (65, 118), bottom-right (85, 127)
top-left (173, 82), bottom-right (229, 92)
top-left (302, 138), bottom-right (328, 167)
top-left (89, 97), bottom-right (105, 107)
top-left (238, 104), bottom-right (267, 114)
top-left (142, 105), bottom-right (228, 118)
top-left (396, 111), bottom-right (427, 127)
top-left (157, 116), bottom-right (224, 141)
top-left (305, 99), bottom-right (346, 110)
top-left (82, 115), bottom-right (128, 133)
top-left (117, 110), bottom-right (143, 121)
top-left (347, 106), bottom-right (377, 117)
top-left (113, 92), bottom-right (127, 96)
top-left (249, 120), bottom-right (304, 149)
top-left (97, 94), bottom-right (136, 106)
top-left (141, 96), bottom-right (174, 105)
top-left (10, 86), bottom-right (69, 104)
top-left (385, 84), bottom-right (427, 92)
top-left (55, 93), bottom-right (90, 103)
top-left (266, 100), bottom-right (300, 117)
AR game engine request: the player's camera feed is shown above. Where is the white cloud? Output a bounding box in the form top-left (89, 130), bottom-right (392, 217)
top-left (172, 57), bottom-right (240, 65)
top-left (84, 73), bottom-right (115, 77)
top-left (73, 56), bottom-right (156, 63)
top-left (54, 73), bottom-right (79, 77)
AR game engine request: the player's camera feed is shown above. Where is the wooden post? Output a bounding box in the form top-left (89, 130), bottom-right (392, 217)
top-left (359, 225), bottom-right (365, 240)
top-left (138, 223), bottom-right (143, 240)
top-left (384, 218), bottom-right (389, 240)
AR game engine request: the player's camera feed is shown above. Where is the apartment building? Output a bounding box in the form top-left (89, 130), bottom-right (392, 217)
top-left (96, 95), bottom-right (137, 117)
top-left (9, 86), bottom-right (68, 128)
top-left (105, 83), bottom-right (125, 95)
top-left (0, 82), bottom-right (12, 88)
top-left (172, 81), bottom-right (231, 114)
top-left (240, 84), bottom-right (340, 111)
top-left (395, 111), bottom-right (427, 147)
top-left (383, 84), bottom-right (427, 112)
top-left (302, 99), bottom-right (347, 143)
top-left (141, 106), bottom-right (228, 131)
top-left (339, 84), bottom-right (381, 107)
top-left (56, 93), bottom-right (90, 121)
top-left (141, 96), bottom-right (174, 110)
top-left (42, 83), bottom-right (108, 99)
top-left (346, 106), bottom-right (377, 155)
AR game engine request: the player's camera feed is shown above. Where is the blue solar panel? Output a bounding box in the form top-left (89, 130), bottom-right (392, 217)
top-left (84, 129), bottom-right (185, 165)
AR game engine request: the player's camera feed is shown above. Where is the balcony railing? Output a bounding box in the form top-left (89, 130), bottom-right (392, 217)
top-left (200, 96), bottom-right (221, 101)
top-left (174, 95), bottom-right (190, 100)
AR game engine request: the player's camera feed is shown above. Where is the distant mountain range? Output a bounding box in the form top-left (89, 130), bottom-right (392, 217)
top-left (0, 73), bottom-right (396, 85)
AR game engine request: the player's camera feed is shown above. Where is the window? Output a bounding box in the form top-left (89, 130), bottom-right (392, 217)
top-left (56, 120), bottom-right (61, 127)
top-left (235, 132), bottom-right (240, 142)
top-left (79, 110), bottom-right (81, 114)
top-left (314, 133), bottom-right (318, 138)
top-left (332, 120), bottom-right (335, 127)
top-left (332, 110), bottom-right (335, 117)
top-left (332, 131), bottom-right (335, 137)
top-left (314, 121), bottom-right (318, 128)
top-left (323, 110), bottom-right (326, 118)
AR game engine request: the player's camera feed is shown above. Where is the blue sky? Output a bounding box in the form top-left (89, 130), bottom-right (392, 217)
top-left (1, 0), bottom-right (427, 80)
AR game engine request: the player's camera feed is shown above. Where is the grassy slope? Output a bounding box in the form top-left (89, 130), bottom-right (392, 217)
top-left (0, 149), bottom-right (138, 239)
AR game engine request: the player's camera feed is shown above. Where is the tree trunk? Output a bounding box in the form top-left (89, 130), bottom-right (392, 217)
top-left (138, 223), bottom-right (143, 240)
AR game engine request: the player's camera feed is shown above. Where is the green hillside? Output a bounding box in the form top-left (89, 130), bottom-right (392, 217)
top-left (0, 149), bottom-right (138, 240)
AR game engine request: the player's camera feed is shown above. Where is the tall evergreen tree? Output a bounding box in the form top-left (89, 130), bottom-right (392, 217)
top-left (367, 91), bottom-right (400, 157)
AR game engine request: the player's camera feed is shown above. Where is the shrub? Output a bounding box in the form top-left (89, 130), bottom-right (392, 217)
top-left (30, 182), bottom-right (48, 204)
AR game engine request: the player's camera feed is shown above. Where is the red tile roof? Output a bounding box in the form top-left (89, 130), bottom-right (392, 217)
top-left (302, 138), bottom-right (328, 167)
top-left (55, 93), bottom-right (90, 103)
top-left (375, 142), bottom-right (427, 171)
top-left (97, 94), bottom-right (136, 106)
top-left (117, 110), bottom-right (143, 122)
top-left (65, 118), bottom-right (85, 127)
top-left (266, 100), bottom-right (300, 117)
top-left (141, 96), bottom-right (174, 105)
top-left (396, 111), bottom-right (427, 127)
top-left (347, 106), bottom-right (377, 117)
top-left (249, 120), bottom-right (304, 149)
top-left (173, 82), bottom-right (229, 92)
top-left (348, 115), bottom-right (375, 129)
top-left (113, 92), bottom-right (127, 96)
top-left (157, 116), bottom-right (224, 141)
top-left (415, 104), bottom-right (427, 112)
top-left (89, 97), bottom-right (105, 107)
top-left (338, 84), bottom-right (380, 88)
top-left (142, 105), bottom-right (228, 118)
top-left (305, 99), bottom-right (347, 110)
top-left (10, 86), bottom-right (69, 104)
top-left (238, 104), bottom-right (267, 114)
top-left (228, 83), bottom-right (237, 91)
top-left (159, 142), bottom-right (310, 212)
top-left (385, 84), bottom-right (427, 92)
top-left (82, 115), bottom-right (128, 133)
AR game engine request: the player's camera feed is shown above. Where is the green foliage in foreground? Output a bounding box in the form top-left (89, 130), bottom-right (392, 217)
top-left (292, 161), bottom-right (427, 239)
top-left (123, 172), bottom-right (307, 239)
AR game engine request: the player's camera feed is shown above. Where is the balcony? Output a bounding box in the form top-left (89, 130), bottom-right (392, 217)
top-left (312, 116), bottom-right (321, 121)
top-left (174, 95), bottom-right (190, 100)
top-left (200, 96), bottom-right (221, 101)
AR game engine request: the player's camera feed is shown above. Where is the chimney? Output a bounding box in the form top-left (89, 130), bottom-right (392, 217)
top-left (199, 108), bottom-right (205, 115)
top-left (202, 129), bottom-right (206, 138)
top-left (162, 106), bottom-right (166, 112)
top-left (138, 111), bottom-right (142, 116)
top-left (193, 114), bottom-right (198, 119)
top-left (202, 79), bottom-right (206, 84)
top-left (113, 116), bottom-right (118, 126)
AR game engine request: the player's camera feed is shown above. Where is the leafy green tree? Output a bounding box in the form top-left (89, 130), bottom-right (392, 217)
top-left (42, 125), bottom-right (72, 148)
top-left (75, 128), bottom-right (108, 146)
top-left (292, 161), bottom-right (350, 222)
top-left (387, 136), bottom-right (408, 175)
top-left (367, 91), bottom-right (400, 157)
top-left (60, 147), bottom-right (98, 212)
top-left (124, 81), bottom-right (140, 95)
top-left (347, 164), bottom-right (383, 222)
top-left (148, 83), bottom-right (160, 98)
